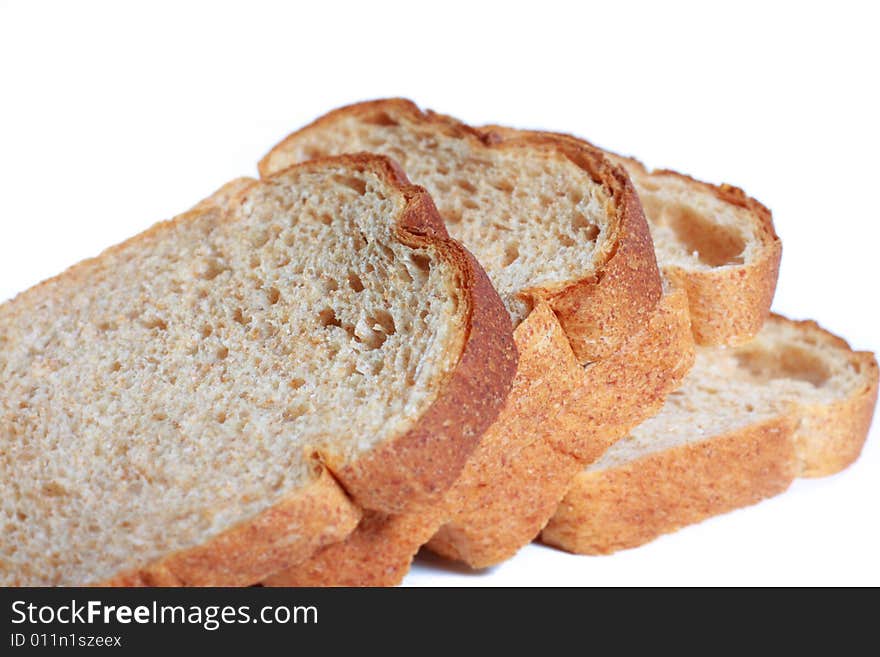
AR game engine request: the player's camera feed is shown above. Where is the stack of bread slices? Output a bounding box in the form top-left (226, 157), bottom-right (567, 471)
top-left (1, 100), bottom-right (875, 586)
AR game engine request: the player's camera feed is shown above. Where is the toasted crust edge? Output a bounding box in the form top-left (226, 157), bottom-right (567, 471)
top-left (480, 125), bottom-right (782, 347)
top-left (542, 314), bottom-right (877, 555)
top-left (100, 468), bottom-right (361, 586)
top-left (773, 315), bottom-right (879, 477)
top-left (541, 417), bottom-right (797, 555)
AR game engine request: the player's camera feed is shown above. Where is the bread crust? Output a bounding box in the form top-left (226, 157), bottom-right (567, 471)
top-left (260, 98), bottom-right (663, 364)
top-left (101, 468), bottom-right (361, 586)
top-left (542, 314), bottom-right (878, 555)
top-left (262, 509), bottom-right (444, 587)
top-left (480, 125), bottom-right (782, 347)
top-left (773, 316), bottom-right (879, 477)
top-left (541, 417), bottom-right (797, 555)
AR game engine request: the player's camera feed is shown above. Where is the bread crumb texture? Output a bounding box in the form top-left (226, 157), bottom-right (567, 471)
top-left (0, 159), bottom-right (470, 586)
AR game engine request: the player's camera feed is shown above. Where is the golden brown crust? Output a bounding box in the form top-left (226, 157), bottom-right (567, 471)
top-left (772, 316), bottom-right (879, 477)
top-left (561, 285), bottom-right (695, 457)
top-left (428, 288), bottom-right (695, 567)
top-left (503, 136), bottom-right (663, 363)
top-left (260, 98), bottom-right (663, 364)
top-left (542, 314), bottom-right (877, 555)
top-left (101, 468), bottom-right (361, 586)
top-left (252, 155), bottom-right (518, 515)
top-left (188, 177), bottom-right (257, 213)
top-left (481, 125), bottom-right (782, 347)
top-left (660, 182), bottom-right (780, 346)
top-left (541, 417), bottom-right (797, 555)
top-left (263, 509), bottom-right (444, 587)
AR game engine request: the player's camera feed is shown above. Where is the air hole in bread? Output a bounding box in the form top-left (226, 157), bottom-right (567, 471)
top-left (733, 345), bottom-right (831, 387)
top-left (354, 318), bottom-right (388, 350)
top-left (409, 253), bottom-right (431, 277)
top-left (265, 287), bottom-right (281, 305)
top-left (378, 242), bottom-right (396, 261)
top-left (232, 308), bottom-right (250, 326)
top-left (502, 243), bottom-right (519, 267)
top-left (283, 405), bottom-right (309, 422)
top-left (646, 200), bottom-right (746, 267)
top-left (334, 175), bottom-right (367, 195)
top-left (41, 482), bottom-right (68, 498)
top-left (558, 233), bottom-right (576, 248)
top-left (318, 213), bottom-right (333, 226)
top-left (572, 213), bottom-right (600, 241)
top-left (318, 307), bottom-right (342, 328)
top-left (456, 179), bottom-right (477, 194)
top-left (216, 346), bottom-right (229, 361)
top-left (141, 317), bottom-right (168, 331)
top-left (444, 208), bottom-right (462, 224)
top-left (250, 230), bottom-right (271, 249)
top-left (199, 259), bottom-right (229, 280)
top-left (491, 178), bottom-right (514, 193)
top-left (347, 272), bottom-right (365, 293)
top-left (369, 310), bottom-right (396, 336)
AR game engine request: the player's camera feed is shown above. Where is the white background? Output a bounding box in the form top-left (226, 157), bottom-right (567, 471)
top-left (1, 1), bottom-right (877, 586)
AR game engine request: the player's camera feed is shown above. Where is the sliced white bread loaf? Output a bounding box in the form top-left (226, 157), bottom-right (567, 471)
top-left (258, 99), bottom-right (688, 584)
top-left (480, 126), bottom-right (782, 346)
top-left (0, 154), bottom-right (516, 586)
top-left (542, 315), bottom-right (878, 555)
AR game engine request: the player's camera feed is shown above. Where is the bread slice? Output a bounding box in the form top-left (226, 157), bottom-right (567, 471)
top-left (480, 126), bottom-right (782, 346)
top-left (0, 154), bottom-right (517, 586)
top-left (542, 315), bottom-right (878, 555)
top-left (258, 99), bottom-right (685, 584)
